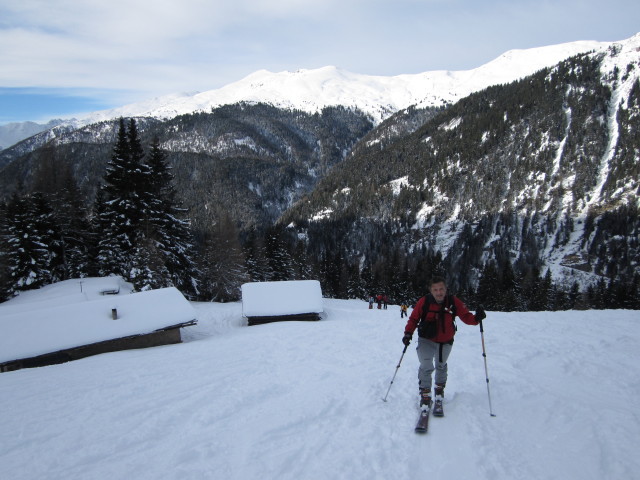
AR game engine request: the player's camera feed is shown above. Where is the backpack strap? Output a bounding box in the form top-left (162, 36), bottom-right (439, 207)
top-left (420, 294), bottom-right (441, 320)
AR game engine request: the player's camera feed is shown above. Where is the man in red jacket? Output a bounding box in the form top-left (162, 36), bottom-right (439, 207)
top-left (402, 276), bottom-right (485, 412)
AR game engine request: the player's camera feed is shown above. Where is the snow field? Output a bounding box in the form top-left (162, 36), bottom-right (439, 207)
top-left (1, 299), bottom-right (639, 480)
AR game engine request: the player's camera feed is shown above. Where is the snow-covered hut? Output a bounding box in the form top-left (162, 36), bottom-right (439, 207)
top-left (241, 280), bottom-right (323, 326)
top-left (0, 278), bottom-right (197, 372)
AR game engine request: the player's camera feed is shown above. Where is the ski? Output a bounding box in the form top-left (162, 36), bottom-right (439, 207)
top-left (433, 398), bottom-right (444, 417)
top-left (414, 407), bottom-right (430, 433)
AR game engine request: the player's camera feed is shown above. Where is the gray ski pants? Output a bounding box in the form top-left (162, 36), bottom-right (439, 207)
top-left (416, 337), bottom-right (453, 390)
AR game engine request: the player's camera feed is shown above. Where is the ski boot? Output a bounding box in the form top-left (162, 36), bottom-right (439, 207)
top-left (419, 388), bottom-right (432, 412)
top-left (433, 384), bottom-right (445, 416)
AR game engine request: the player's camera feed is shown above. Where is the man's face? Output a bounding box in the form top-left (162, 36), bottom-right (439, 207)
top-left (430, 282), bottom-right (447, 302)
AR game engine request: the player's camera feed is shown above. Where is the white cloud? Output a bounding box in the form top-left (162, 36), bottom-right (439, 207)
top-left (1, 0), bottom-right (638, 105)
top-left (1, 0), bottom-right (345, 91)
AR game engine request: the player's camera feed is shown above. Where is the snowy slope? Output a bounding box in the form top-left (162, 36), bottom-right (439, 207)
top-left (0, 119), bottom-right (64, 151)
top-left (0, 290), bottom-right (638, 479)
top-left (76, 39), bottom-right (613, 126)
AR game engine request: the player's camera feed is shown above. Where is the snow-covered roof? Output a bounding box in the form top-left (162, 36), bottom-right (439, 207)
top-left (0, 277), bottom-right (196, 364)
top-left (241, 280), bottom-right (323, 317)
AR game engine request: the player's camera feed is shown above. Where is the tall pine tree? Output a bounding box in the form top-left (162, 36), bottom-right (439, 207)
top-left (199, 212), bottom-right (248, 302)
top-left (3, 193), bottom-right (54, 294)
top-left (95, 121), bottom-right (198, 295)
top-left (96, 118), bottom-right (141, 277)
top-left (144, 137), bottom-right (199, 297)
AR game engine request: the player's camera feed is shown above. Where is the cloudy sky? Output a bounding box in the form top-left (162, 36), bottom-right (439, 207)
top-left (1, 0), bottom-right (639, 124)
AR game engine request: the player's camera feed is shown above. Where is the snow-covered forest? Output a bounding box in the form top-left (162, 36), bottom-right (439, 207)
top-left (1, 116), bottom-right (638, 309)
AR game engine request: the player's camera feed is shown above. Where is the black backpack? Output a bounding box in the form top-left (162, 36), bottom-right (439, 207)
top-left (417, 294), bottom-right (457, 339)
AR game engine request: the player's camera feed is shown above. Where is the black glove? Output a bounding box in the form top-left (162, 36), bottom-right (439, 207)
top-left (475, 307), bottom-right (486, 322)
top-left (402, 332), bottom-right (412, 346)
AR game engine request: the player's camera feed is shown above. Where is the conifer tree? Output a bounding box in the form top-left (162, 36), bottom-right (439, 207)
top-left (0, 202), bottom-right (10, 301)
top-left (291, 239), bottom-right (314, 280)
top-left (345, 262), bottom-right (367, 300)
top-left (476, 261), bottom-right (500, 310)
top-left (144, 137), bottom-right (199, 296)
top-left (90, 187), bottom-right (117, 276)
top-left (539, 269), bottom-right (555, 310)
top-left (243, 227), bottom-right (269, 282)
top-left (359, 260), bottom-right (374, 299)
top-left (95, 122), bottom-right (199, 294)
top-left (29, 192), bottom-right (58, 281)
top-left (50, 169), bottom-right (93, 280)
top-left (3, 193), bottom-right (53, 294)
top-left (96, 118), bottom-right (137, 278)
top-left (199, 214), bottom-right (248, 302)
top-left (522, 266), bottom-right (542, 310)
top-left (129, 234), bottom-right (170, 291)
top-left (264, 224), bottom-right (294, 281)
top-left (497, 260), bottom-right (520, 311)
top-left (567, 281), bottom-right (582, 309)
top-left (96, 122), bottom-right (148, 281)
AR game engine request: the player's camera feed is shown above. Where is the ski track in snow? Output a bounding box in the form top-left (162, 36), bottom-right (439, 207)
top-left (1, 299), bottom-right (639, 480)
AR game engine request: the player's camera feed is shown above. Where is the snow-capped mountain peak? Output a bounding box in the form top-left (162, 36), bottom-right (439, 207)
top-left (77, 38), bottom-right (617, 126)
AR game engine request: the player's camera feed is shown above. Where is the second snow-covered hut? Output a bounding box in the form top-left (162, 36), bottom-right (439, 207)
top-left (241, 280), bottom-right (323, 326)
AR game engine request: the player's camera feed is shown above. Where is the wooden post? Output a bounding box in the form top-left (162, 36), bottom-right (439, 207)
top-left (111, 308), bottom-right (118, 320)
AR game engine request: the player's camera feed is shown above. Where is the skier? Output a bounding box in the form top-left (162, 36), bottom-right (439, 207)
top-left (400, 303), bottom-right (408, 318)
top-left (402, 276), bottom-right (485, 414)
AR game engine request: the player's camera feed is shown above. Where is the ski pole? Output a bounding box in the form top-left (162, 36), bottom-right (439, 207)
top-left (479, 319), bottom-right (496, 417)
top-left (382, 344), bottom-right (408, 402)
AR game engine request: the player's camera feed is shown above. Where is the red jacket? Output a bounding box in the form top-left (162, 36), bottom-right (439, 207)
top-left (404, 295), bottom-right (478, 343)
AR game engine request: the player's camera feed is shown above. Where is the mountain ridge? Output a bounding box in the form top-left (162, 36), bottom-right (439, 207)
top-left (75, 39), bottom-right (613, 126)
top-left (0, 36), bottom-right (621, 152)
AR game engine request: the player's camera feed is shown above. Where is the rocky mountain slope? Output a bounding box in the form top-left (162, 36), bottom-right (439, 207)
top-left (0, 105), bottom-right (373, 231)
top-left (282, 36), bottom-right (640, 290)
